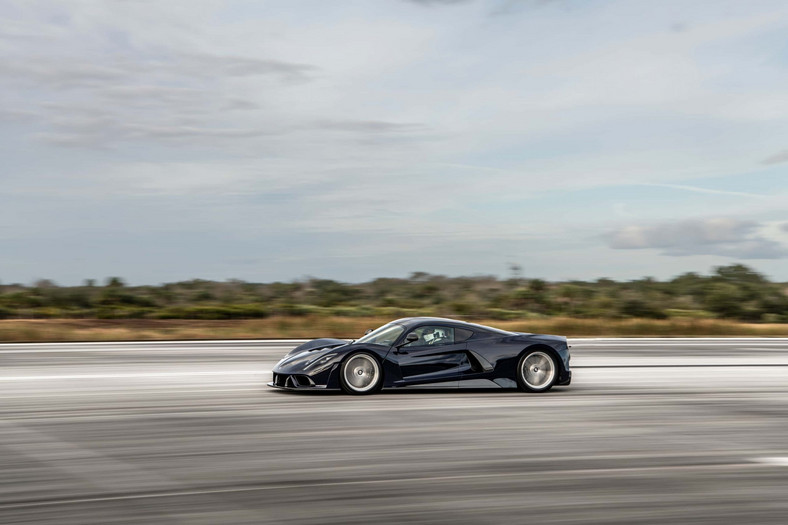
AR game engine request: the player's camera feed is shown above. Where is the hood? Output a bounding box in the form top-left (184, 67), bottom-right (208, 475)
top-left (287, 337), bottom-right (349, 356)
top-left (276, 340), bottom-right (350, 373)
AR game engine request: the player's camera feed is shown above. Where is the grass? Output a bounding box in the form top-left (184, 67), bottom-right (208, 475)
top-left (1, 316), bottom-right (788, 343)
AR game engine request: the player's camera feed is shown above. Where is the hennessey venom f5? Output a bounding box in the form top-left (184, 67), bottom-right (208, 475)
top-left (269, 317), bottom-right (571, 394)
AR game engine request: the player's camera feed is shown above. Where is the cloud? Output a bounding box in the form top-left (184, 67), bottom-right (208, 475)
top-left (4, 61), bottom-right (316, 147)
top-left (633, 183), bottom-right (767, 199)
top-left (1, 52), bottom-right (315, 88)
top-left (34, 112), bottom-right (283, 148)
top-left (782, 223), bottom-right (788, 233)
top-left (314, 119), bottom-right (426, 133)
top-left (403, 0), bottom-right (474, 5)
top-left (0, 108), bottom-right (37, 122)
top-left (223, 99), bottom-right (260, 111)
top-left (0, 57), bottom-right (129, 87)
top-left (490, 0), bottom-right (564, 16)
top-left (33, 109), bottom-right (425, 148)
top-left (607, 218), bottom-right (787, 259)
top-left (175, 54), bottom-right (316, 82)
top-left (762, 150), bottom-right (788, 165)
top-left (0, 41), bottom-right (320, 148)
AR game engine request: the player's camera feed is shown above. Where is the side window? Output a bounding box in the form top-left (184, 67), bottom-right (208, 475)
top-left (404, 326), bottom-right (455, 347)
top-left (455, 328), bottom-right (473, 342)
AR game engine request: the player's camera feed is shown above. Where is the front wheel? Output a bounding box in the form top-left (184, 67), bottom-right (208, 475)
top-left (516, 350), bottom-right (557, 393)
top-left (340, 352), bottom-right (383, 395)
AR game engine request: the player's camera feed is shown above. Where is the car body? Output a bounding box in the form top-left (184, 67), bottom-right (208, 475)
top-left (269, 317), bottom-right (571, 394)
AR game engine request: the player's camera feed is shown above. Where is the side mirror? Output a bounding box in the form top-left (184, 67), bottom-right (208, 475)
top-left (397, 332), bottom-right (419, 348)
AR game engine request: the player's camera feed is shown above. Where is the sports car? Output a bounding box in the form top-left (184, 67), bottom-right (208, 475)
top-left (269, 317), bottom-right (571, 394)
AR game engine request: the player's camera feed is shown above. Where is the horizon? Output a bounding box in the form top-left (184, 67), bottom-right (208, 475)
top-left (4, 263), bottom-right (787, 288)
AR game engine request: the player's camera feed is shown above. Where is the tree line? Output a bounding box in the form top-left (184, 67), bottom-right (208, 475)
top-left (1, 264), bottom-right (786, 322)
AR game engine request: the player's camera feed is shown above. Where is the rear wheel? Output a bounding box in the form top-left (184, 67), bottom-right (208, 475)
top-left (516, 350), bottom-right (557, 393)
top-left (340, 353), bottom-right (382, 395)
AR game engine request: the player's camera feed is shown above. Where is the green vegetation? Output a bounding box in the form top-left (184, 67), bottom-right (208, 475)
top-left (1, 264), bottom-right (787, 324)
top-left (3, 316), bottom-right (788, 343)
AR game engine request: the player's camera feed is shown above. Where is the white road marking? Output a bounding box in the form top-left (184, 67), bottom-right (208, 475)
top-left (571, 337), bottom-right (788, 347)
top-left (570, 341), bottom-right (788, 349)
top-left (0, 339), bottom-right (307, 347)
top-left (1, 338), bottom-right (787, 353)
top-left (0, 388), bottom-right (266, 399)
top-left (571, 356), bottom-right (788, 366)
top-left (570, 338), bottom-right (788, 341)
top-left (0, 370), bottom-right (270, 381)
top-left (0, 346), bottom-right (296, 354)
top-left (752, 457), bottom-right (788, 466)
top-left (573, 341), bottom-right (788, 346)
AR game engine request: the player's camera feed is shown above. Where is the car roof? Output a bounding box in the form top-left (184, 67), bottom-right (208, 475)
top-left (390, 317), bottom-right (514, 335)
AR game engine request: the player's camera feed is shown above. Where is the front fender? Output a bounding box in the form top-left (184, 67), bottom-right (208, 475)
top-left (274, 343), bottom-right (390, 389)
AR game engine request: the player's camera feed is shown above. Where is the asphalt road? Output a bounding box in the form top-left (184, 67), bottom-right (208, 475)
top-left (1, 338), bottom-right (788, 524)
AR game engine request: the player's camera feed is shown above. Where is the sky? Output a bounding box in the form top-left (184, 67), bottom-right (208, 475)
top-left (1, 0), bottom-right (788, 285)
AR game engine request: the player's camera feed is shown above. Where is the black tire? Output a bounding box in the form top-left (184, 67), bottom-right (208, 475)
top-left (516, 349), bottom-right (558, 393)
top-left (339, 352), bottom-right (383, 395)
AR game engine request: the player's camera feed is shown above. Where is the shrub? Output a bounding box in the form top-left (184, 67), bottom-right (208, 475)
top-left (329, 305), bottom-right (376, 317)
top-left (618, 299), bottom-right (667, 319)
top-left (153, 304), bottom-right (269, 319)
top-left (0, 306), bottom-right (12, 319)
top-left (484, 308), bottom-right (525, 321)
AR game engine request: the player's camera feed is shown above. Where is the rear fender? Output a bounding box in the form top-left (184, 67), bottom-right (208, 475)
top-left (518, 344), bottom-right (568, 381)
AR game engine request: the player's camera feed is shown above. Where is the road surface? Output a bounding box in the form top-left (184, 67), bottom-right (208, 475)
top-left (1, 338), bottom-right (788, 524)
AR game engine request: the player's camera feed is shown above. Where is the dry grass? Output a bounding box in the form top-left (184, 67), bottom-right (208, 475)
top-left (494, 317), bottom-right (788, 337)
top-left (1, 316), bottom-right (788, 343)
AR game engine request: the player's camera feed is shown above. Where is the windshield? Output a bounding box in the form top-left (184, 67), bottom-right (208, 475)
top-left (356, 323), bottom-right (405, 346)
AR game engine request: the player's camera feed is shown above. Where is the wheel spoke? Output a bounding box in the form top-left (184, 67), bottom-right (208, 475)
top-left (521, 351), bottom-right (555, 390)
top-left (343, 354), bottom-right (380, 393)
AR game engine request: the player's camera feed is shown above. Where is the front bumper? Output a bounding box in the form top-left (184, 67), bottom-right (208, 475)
top-left (271, 372), bottom-right (315, 389)
top-left (267, 381), bottom-right (332, 391)
top-left (268, 370), bottom-right (339, 391)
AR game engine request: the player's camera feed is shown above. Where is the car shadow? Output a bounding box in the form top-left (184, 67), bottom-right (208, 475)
top-left (267, 387), bottom-right (568, 396)
top-left (379, 388), bottom-right (567, 395)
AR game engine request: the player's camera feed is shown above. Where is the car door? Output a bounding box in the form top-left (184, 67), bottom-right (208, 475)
top-left (389, 325), bottom-right (465, 387)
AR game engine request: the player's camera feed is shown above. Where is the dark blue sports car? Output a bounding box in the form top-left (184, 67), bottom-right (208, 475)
top-left (269, 317), bottom-right (571, 394)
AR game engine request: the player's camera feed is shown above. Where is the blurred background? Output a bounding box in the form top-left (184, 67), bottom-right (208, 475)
top-left (1, 264), bottom-right (788, 342)
top-left (2, 0), bottom-right (788, 290)
top-left (2, 1), bottom-right (788, 524)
